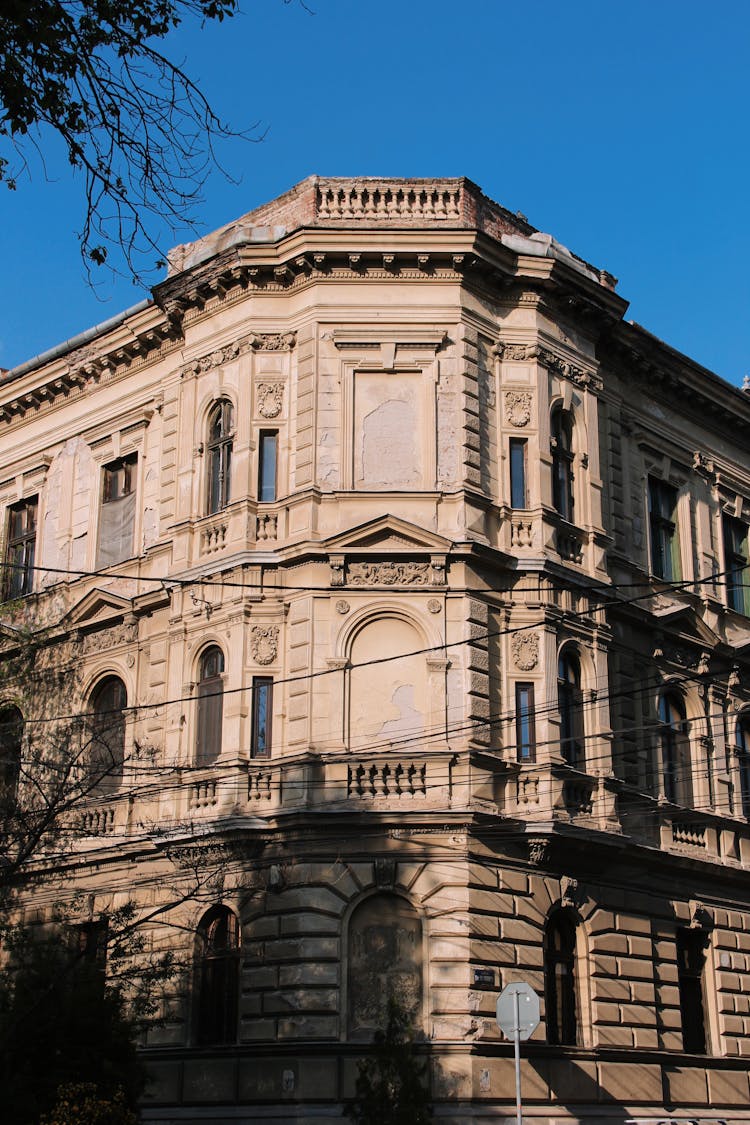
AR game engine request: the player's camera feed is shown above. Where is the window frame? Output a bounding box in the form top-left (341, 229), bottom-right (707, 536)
top-left (509, 437), bottom-right (528, 510)
top-left (0, 705), bottom-right (23, 807)
top-left (676, 926), bottom-right (709, 1055)
top-left (544, 909), bottom-right (579, 1047)
top-left (723, 514), bottom-right (749, 615)
top-left (195, 646), bottom-right (225, 767)
top-left (88, 676), bottom-right (127, 795)
top-left (98, 453), bottom-right (138, 567)
top-left (736, 717), bottom-right (750, 819)
top-left (551, 407), bottom-right (575, 523)
top-left (258, 431), bottom-right (278, 504)
top-left (250, 677), bottom-right (273, 759)
top-left (206, 399), bottom-right (234, 515)
top-left (648, 477), bottom-right (681, 581)
top-left (4, 496), bottom-right (38, 600)
top-left (658, 690), bottom-right (693, 807)
top-left (195, 905), bottom-right (240, 1046)
top-left (558, 650), bottom-right (584, 770)
top-left (515, 682), bottom-right (536, 762)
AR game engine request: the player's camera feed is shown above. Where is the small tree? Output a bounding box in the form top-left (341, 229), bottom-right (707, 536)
top-left (41, 1083), bottom-right (137, 1125)
top-left (349, 997), bottom-right (432, 1125)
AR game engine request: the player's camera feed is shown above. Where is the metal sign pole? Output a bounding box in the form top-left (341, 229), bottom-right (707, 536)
top-left (513, 988), bottom-right (522, 1125)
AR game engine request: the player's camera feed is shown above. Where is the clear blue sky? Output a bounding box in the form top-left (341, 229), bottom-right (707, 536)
top-left (2, 0), bottom-right (749, 382)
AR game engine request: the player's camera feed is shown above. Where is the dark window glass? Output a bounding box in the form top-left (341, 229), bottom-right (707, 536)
top-left (658, 692), bottom-right (692, 806)
top-left (724, 516), bottom-right (749, 615)
top-left (510, 438), bottom-right (528, 509)
top-left (0, 706), bottom-right (23, 807)
top-left (551, 408), bottom-right (574, 522)
top-left (251, 678), bottom-right (273, 759)
top-left (207, 400), bottom-right (234, 515)
top-left (196, 906), bottom-right (239, 1045)
top-left (258, 432), bottom-right (278, 503)
top-left (89, 677), bottom-right (127, 794)
top-left (676, 927), bottom-right (708, 1054)
top-left (515, 683), bottom-right (536, 762)
top-left (196, 647), bottom-right (224, 766)
top-left (4, 497), bottom-right (37, 599)
top-left (98, 455), bottom-right (137, 567)
top-left (648, 478), bottom-right (681, 581)
top-left (737, 719), bottom-right (750, 819)
top-left (545, 910), bottom-right (578, 1046)
top-left (75, 918), bottom-right (109, 995)
top-left (558, 651), bottom-right (584, 769)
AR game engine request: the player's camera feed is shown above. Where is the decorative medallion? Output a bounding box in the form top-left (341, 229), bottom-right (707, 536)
top-left (427, 598), bottom-right (442, 614)
top-left (504, 391), bottom-right (532, 427)
top-left (257, 382), bottom-right (284, 419)
top-left (335, 599), bottom-right (350, 615)
top-left (251, 625), bottom-right (279, 665)
top-left (511, 631), bottom-right (539, 671)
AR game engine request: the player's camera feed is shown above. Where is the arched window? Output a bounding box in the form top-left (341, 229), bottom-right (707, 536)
top-left (348, 894), bottom-right (423, 1040)
top-left (736, 717), bottom-right (750, 819)
top-left (545, 909), bottom-right (579, 1046)
top-left (196, 646), bottom-right (224, 766)
top-left (558, 650), bottom-right (584, 769)
top-left (659, 692), bottom-right (693, 807)
top-left (0, 705), bottom-right (23, 806)
top-left (196, 906), bottom-right (239, 1045)
top-left (551, 407), bottom-right (575, 523)
top-left (88, 676), bottom-right (126, 794)
top-left (206, 400), bottom-right (234, 515)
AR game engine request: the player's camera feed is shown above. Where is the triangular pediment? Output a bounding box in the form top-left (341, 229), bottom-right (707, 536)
top-left (648, 601), bottom-right (722, 647)
top-left (63, 588), bottom-right (133, 631)
top-left (324, 515), bottom-right (452, 554)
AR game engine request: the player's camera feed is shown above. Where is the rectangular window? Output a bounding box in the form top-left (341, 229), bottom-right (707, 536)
top-left (515, 683), bottom-right (536, 762)
top-left (723, 515), bottom-right (749, 615)
top-left (676, 927), bottom-right (708, 1054)
top-left (4, 497), bottom-right (38, 599)
top-left (509, 439), bottom-right (528, 509)
top-left (251, 677), bottom-right (273, 758)
top-left (648, 478), bottom-right (681, 581)
top-left (258, 432), bottom-right (278, 503)
top-left (97, 454), bottom-right (137, 567)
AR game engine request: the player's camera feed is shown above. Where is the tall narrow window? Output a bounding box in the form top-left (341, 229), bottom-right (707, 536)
top-left (196, 906), bottom-right (239, 1046)
top-left (648, 478), bottom-right (681, 581)
top-left (724, 515), bottom-right (749, 615)
top-left (658, 692), bottom-right (693, 807)
top-left (736, 718), bottom-right (750, 819)
top-left (509, 438), bottom-right (528, 509)
top-left (676, 927), bottom-right (708, 1054)
top-left (551, 408), bottom-right (574, 522)
top-left (97, 454), bottom-right (137, 567)
top-left (251, 678), bottom-right (273, 759)
top-left (515, 683), bottom-right (536, 762)
top-left (75, 918), bottom-right (109, 993)
top-left (4, 497), bottom-right (37, 599)
top-left (207, 400), bottom-right (234, 515)
top-left (196, 647), bottom-right (224, 767)
top-left (258, 432), bottom-right (278, 503)
top-left (545, 910), bottom-right (578, 1046)
top-left (558, 651), bottom-right (584, 769)
top-left (89, 676), bottom-right (127, 794)
top-left (0, 706), bottom-right (23, 807)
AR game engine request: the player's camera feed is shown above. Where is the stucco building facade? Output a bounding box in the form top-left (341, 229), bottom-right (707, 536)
top-left (2, 176), bottom-right (750, 1122)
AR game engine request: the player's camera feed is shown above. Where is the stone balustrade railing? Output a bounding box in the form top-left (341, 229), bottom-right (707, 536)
top-left (317, 182), bottom-right (462, 223)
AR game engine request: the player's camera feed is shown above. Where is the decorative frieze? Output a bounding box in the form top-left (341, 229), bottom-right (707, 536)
top-left (250, 625), bottom-right (279, 665)
top-left (348, 561), bottom-right (431, 586)
top-left (248, 332), bottom-right (296, 352)
top-left (82, 621), bottom-right (138, 653)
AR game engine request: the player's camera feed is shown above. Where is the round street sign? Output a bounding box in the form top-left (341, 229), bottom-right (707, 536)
top-left (496, 981), bottom-right (540, 1041)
